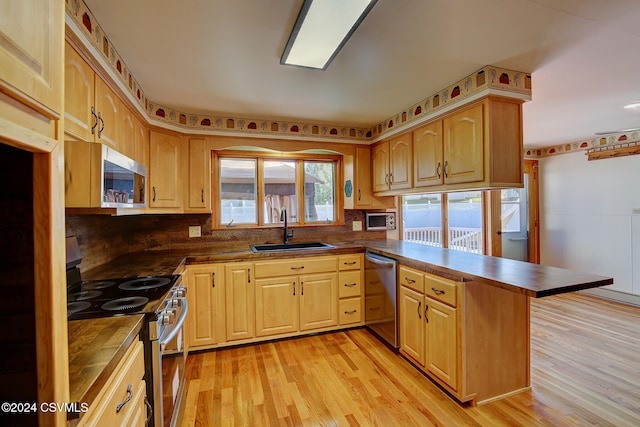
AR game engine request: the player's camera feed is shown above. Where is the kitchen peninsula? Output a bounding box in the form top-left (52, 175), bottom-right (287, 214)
top-left (71, 239), bottom-right (613, 410)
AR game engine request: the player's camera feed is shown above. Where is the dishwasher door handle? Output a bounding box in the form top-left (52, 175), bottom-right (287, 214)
top-left (365, 253), bottom-right (395, 268)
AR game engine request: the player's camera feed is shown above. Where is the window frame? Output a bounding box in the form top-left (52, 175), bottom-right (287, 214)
top-left (212, 150), bottom-right (343, 229)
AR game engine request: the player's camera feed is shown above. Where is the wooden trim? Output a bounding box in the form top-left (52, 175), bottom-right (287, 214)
top-left (0, 116), bottom-right (59, 153)
top-left (525, 160), bottom-right (540, 263)
top-left (587, 143), bottom-right (640, 160)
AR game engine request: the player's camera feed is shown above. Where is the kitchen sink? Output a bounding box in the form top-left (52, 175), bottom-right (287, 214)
top-left (250, 242), bottom-right (335, 253)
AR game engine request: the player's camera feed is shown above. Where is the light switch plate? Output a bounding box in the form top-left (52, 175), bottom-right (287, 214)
top-left (188, 226), bottom-right (202, 238)
top-left (352, 220), bottom-right (362, 231)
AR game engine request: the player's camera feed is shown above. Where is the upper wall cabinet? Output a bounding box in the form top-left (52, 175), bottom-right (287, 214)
top-left (345, 146), bottom-right (395, 210)
top-left (185, 137), bottom-right (211, 213)
top-left (64, 42), bottom-right (146, 165)
top-left (0, 0), bottom-right (64, 150)
top-left (375, 96), bottom-right (523, 195)
top-left (372, 135), bottom-right (413, 193)
top-left (149, 130), bottom-right (182, 209)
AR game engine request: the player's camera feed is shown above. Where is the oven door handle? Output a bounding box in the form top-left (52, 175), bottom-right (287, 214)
top-left (159, 298), bottom-right (188, 351)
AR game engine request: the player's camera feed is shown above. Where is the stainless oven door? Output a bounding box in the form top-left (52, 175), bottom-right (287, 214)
top-left (152, 297), bottom-right (188, 427)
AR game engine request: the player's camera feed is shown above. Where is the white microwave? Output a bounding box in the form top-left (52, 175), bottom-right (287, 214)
top-left (365, 212), bottom-right (396, 231)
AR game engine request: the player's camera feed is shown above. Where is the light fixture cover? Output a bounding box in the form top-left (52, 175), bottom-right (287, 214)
top-left (281, 0), bottom-right (378, 70)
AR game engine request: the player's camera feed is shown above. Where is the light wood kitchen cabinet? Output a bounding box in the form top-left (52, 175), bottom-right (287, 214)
top-left (185, 137), bottom-right (211, 213)
top-left (351, 146), bottom-right (395, 209)
top-left (254, 256), bottom-right (339, 337)
top-left (338, 254), bottom-right (364, 325)
top-left (225, 262), bottom-right (255, 341)
top-left (375, 96), bottom-right (523, 195)
top-left (149, 130), bottom-right (183, 209)
top-left (372, 134), bottom-right (413, 192)
top-left (299, 272), bottom-right (338, 330)
top-left (442, 102), bottom-right (484, 185)
top-left (255, 276), bottom-right (299, 336)
top-left (0, 0), bottom-right (63, 132)
top-left (120, 105), bottom-right (137, 160)
top-left (94, 77), bottom-right (121, 151)
top-left (399, 286), bottom-right (425, 365)
top-left (65, 42), bottom-right (96, 142)
top-left (425, 297), bottom-right (457, 389)
top-left (413, 120), bottom-right (444, 188)
top-left (186, 264), bottom-right (223, 349)
top-left (77, 340), bottom-right (146, 427)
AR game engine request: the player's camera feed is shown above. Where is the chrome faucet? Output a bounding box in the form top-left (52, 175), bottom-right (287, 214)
top-left (280, 207), bottom-right (294, 244)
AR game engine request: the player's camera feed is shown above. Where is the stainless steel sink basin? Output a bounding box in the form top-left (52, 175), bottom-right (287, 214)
top-left (250, 242), bottom-right (335, 253)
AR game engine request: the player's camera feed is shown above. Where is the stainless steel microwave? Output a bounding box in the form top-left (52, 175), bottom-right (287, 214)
top-left (99, 145), bottom-right (146, 208)
top-left (365, 212), bottom-right (396, 231)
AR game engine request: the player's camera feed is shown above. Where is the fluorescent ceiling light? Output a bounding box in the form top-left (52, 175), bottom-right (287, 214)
top-left (281, 0), bottom-right (378, 70)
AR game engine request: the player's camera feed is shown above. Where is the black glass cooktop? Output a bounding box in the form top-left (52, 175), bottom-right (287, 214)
top-left (67, 275), bottom-right (179, 320)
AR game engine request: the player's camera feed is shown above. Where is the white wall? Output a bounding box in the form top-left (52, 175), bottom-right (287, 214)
top-left (539, 151), bottom-right (640, 296)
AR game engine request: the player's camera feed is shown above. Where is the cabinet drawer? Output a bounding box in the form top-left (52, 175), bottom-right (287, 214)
top-left (424, 273), bottom-right (458, 307)
top-left (81, 340), bottom-right (145, 427)
top-left (338, 254), bottom-right (361, 271)
top-left (339, 271), bottom-right (361, 298)
top-left (339, 298), bottom-right (362, 325)
top-left (254, 256), bottom-right (337, 278)
top-left (399, 266), bottom-right (424, 293)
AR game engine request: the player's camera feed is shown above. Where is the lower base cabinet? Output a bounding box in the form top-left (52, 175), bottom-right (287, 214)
top-left (184, 253), bottom-right (363, 350)
top-left (398, 264), bottom-right (529, 405)
top-left (77, 340), bottom-right (147, 427)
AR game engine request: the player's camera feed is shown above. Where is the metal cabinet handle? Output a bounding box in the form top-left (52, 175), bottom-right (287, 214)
top-left (424, 304), bottom-right (429, 323)
top-left (358, 189), bottom-right (361, 201)
top-left (443, 160), bottom-right (448, 178)
top-left (152, 186), bottom-right (156, 202)
top-left (436, 161), bottom-right (441, 179)
top-left (343, 261), bottom-right (357, 265)
top-left (301, 281), bottom-right (304, 296)
top-left (211, 272), bottom-right (215, 288)
top-left (97, 111), bottom-right (105, 138)
top-left (344, 309), bottom-right (357, 314)
top-left (247, 268), bottom-right (251, 283)
top-left (417, 301), bottom-right (422, 319)
top-left (91, 106), bottom-right (98, 135)
top-left (404, 277), bottom-right (416, 284)
top-left (385, 173), bottom-right (388, 185)
top-left (201, 188), bottom-right (205, 203)
top-left (116, 384), bottom-right (133, 413)
top-left (291, 266), bottom-right (305, 270)
top-left (344, 282), bottom-right (357, 287)
top-left (431, 287), bottom-right (445, 295)
top-left (145, 397), bottom-right (153, 424)
top-left (390, 173), bottom-right (393, 184)
top-left (293, 281), bottom-right (296, 296)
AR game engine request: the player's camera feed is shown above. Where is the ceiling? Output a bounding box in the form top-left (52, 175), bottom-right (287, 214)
top-left (83, 0), bottom-right (640, 148)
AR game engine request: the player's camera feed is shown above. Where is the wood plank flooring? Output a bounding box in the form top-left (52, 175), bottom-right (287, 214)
top-left (182, 293), bottom-right (640, 426)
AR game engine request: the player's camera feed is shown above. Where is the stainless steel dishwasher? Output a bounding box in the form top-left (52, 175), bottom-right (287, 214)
top-left (364, 252), bottom-right (398, 348)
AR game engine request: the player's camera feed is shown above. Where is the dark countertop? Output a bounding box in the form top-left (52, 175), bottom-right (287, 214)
top-left (68, 315), bottom-right (144, 411)
top-left (80, 239), bottom-right (613, 298)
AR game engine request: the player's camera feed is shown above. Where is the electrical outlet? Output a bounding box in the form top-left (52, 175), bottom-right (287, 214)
top-left (188, 226), bottom-right (201, 238)
top-left (352, 220), bottom-right (362, 231)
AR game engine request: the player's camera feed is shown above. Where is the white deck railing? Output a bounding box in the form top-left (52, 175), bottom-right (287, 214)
top-left (404, 226), bottom-right (483, 254)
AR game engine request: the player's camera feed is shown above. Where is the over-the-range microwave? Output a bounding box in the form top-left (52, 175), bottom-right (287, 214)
top-left (365, 212), bottom-right (396, 231)
top-left (99, 144), bottom-right (146, 208)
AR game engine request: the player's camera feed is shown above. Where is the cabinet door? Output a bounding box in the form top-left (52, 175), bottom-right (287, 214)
top-left (133, 117), bottom-right (148, 167)
top-left (425, 297), bottom-right (457, 389)
top-left (443, 103), bottom-right (484, 184)
top-left (255, 277), bottom-right (299, 337)
top-left (186, 265), bottom-right (221, 348)
top-left (225, 263), bottom-right (255, 341)
top-left (389, 134), bottom-right (412, 190)
top-left (94, 77), bottom-right (121, 150)
top-left (299, 273), bottom-right (338, 331)
top-left (399, 286), bottom-right (425, 365)
top-left (0, 0), bottom-right (63, 115)
top-left (354, 146), bottom-right (374, 207)
top-left (120, 106), bottom-right (136, 159)
top-left (64, 43), bottom-right (96, 141)
top-left (187, 138), bottom-right (210, 212)
top-left (413, 121), bottom-right (443, 188)
top-left (372, 141), bottom-right (390, 193)
top-left (149, 130), bottom-right (182, 208)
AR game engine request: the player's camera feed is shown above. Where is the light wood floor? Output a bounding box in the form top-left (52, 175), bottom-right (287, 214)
top-left (182, 293), bottom-right (640, 426)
